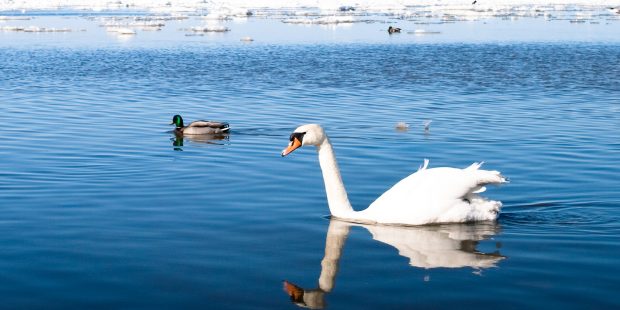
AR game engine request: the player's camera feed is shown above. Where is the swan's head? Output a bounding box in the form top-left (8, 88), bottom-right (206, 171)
top-left (283, 280), bottom-right (326, 309)
top-left (281, 124), bottom-right (326, 156)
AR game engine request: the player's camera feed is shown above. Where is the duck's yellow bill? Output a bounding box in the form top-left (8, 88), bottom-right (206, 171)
top-left (281, 138), bottom-right (302, 156)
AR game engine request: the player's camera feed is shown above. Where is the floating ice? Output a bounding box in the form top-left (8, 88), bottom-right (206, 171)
top-left (107, 27), bottom-right (136, 35)
top-left (0, 0), bottom-right (617, 16)
top-left (2, 25), bottom-right (72, 32)
top-left (99, 16), bottom-right (169, 32)
top-left (408, 29), bottom-right (441, 35)
top-left (282, 15), bottom-right (355, 25)
top-left (190, 25), bottom-right (230, 32)
top-left (202, 13), bottom-right (232, 21)
top-left (0, 15), bottom-right (31, 20)
top-left (0, 0), bottom-right (617, 31)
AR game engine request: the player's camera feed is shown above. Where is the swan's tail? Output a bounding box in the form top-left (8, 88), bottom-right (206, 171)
top-left (466, 162), bottom-right (508, 185)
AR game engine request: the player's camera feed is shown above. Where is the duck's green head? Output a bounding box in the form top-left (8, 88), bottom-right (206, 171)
top-left (170, 115), bottom-right (184, 128)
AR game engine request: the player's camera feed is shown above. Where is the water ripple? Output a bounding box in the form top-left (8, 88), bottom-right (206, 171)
top-left (1, 42), bottom-right (619, 308)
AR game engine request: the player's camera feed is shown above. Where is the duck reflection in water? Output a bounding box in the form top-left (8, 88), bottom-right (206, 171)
top-left (283, 219), bottom-right (504, 309)
top-left (171, 133), bottom-right (229, 151)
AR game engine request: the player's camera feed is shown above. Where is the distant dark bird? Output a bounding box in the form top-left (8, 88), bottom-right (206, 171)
top-left (472, 0), bottom-right (477, 4)
top-left (339, 5), bottom-right (355, 12)
top-left (388, 26), bottom-right (401, 34)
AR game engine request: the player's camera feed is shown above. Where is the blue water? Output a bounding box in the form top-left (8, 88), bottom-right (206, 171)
top-left (1, 20), bottom-right (620, 309)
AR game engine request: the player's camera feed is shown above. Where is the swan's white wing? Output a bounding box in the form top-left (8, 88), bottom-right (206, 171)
top-left (361, 164), bottom-right (505, 225)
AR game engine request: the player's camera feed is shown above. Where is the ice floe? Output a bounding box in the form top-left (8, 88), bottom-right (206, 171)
top-left (189, 25), bottom-right (230, 32)
top-left (1, 0), bottom-right (618, 42)
top-left (282, 15), bottom-right (356, 25)
top-left (1, 25), bottom-right (72, 32)
top-left (408, 29), bottom-right (441, 35)
top-left (1, 0), bottom-right (619, 18)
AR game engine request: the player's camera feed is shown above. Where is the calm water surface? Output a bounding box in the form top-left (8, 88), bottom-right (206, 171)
top-left (1, 16), bottom-right (619, 309)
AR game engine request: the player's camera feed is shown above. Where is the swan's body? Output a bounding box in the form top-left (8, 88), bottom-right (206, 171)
top-left (282, 124), bottom-right (507, 226)
top-left (170, 114), bottom-right (230, 135)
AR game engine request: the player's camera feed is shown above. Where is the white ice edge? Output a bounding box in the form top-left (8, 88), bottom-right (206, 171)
top-left (1, 0), bottom-right (620, 16)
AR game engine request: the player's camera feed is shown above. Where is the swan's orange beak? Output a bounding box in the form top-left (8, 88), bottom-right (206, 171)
top-left (283, 280), bottom-right (304, 302)
top-left (281, 137), bottom-right (302, 157)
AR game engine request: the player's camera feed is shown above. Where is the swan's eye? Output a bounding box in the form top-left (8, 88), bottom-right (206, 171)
top-left (289, 132), bottom-right (306, 142)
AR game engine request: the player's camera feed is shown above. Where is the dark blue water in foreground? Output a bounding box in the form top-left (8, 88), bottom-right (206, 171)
top-left (1, 41), bottom-right (619, 308)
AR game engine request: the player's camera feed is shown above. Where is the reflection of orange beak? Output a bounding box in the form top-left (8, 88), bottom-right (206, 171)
top-left (281, 137), bottom-right (302, 157)
top-left (283, 280), bottom-right (304, 302)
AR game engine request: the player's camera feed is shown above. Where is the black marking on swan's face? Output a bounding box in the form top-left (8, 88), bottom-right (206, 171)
top-left (289, 132), bottom-right (306, 144)
top-left (281, 131), bottom-right (307, 157)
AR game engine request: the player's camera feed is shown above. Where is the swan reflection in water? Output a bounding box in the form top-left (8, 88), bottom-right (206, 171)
top-left (171, 133), bottom-right (229, 151)
top-left (283, 219), bottom-right (505, 309)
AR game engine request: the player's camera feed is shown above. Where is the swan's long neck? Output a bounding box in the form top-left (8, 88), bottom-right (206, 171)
top-left (318, 220), bottom-right (350, 292)
top-left (316, 137), bottom-right (358, 220)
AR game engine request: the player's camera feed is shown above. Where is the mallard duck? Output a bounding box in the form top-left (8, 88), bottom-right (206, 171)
top-left (170, 114), bottom-right (230, 135)
top-left (388, 26), bottom-right (401, 34)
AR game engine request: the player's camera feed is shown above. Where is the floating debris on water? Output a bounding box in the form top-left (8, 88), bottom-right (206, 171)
top-left (395, 122), bottom-right (410, 131)
top-left (424, 120), bottom-right (433, 132)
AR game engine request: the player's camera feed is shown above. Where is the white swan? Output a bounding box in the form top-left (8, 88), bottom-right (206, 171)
top-left (283, 219), bottom-right (504, 308)
top-left (281, 124), bottom-right (507, 225)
